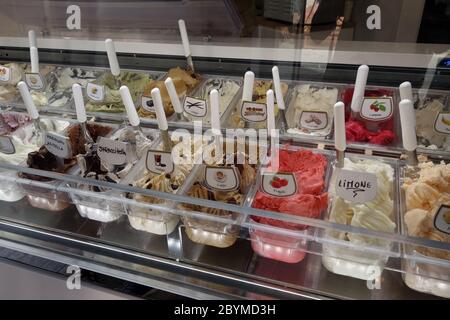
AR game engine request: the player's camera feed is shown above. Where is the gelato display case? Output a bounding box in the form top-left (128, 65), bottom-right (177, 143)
top-left (0, 0), bottom-right (449, 301)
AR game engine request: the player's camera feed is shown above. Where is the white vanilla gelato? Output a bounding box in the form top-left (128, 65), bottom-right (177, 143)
top-left (287, 84), bottom-right (338, 137)
top-left (416, 99), bottom-right (450, 151)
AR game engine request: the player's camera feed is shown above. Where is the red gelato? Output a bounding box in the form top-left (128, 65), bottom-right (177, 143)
top-left (342, 88), bottom-right (396, 146)
top-left (250, 148), bottom-right (329, 263)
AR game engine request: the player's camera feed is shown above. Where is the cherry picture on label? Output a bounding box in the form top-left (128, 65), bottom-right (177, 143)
top-left (369, 100), bottom-right (386, 113)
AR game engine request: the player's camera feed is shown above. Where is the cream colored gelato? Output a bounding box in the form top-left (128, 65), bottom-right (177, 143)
top-left (403, 161), bottom-right (450, 260)
top-left (416, 98), bottom-right (450, 151)
top-left (328, 158), bottom-right (396, 246)
top-left (286, 84), bottom-right (338, 137)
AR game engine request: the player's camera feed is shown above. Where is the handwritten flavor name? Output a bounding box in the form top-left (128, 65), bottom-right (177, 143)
top-left (338, 179), bottom-right (373, 198)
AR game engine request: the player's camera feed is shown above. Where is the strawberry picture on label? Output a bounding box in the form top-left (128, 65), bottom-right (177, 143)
top-left (270, 176), bottom-right (288, 189)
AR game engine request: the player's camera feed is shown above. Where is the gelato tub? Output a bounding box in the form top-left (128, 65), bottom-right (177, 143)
top-left (69, 126), bottom-right (158, 222)
top-left (181, 77), bottom-right (242, 126)
top-left (0, 63), bottom-right (27, 104)
top-left (412, 90), bottom-right (450, 152)
top-left (137, 67), bottom-right (201, 120)
top-left (19, 122), bottom-right (113, 211)
top-left (85, 70), bottom-right (160, 114)
top-left (321, 156), bottom-right (398, 280)
top-left (46, 66), bottom-right (104, 108)
top-left (249, 146), bottom-right (331, 263)
top-left (226, 80), bottom-right (289, 129)
top-left (285, 82), bottom-right (342, 139)
top-left (180, 144), bottom-right (258, 248)
top-left (125, 138), bottom-right (194, 235)
top-left (0, 113), bottom-right (69, 202)
top-left (400, 157), bottom-right (450, 298)
top-left (342, 86), bottom-right (400, 147)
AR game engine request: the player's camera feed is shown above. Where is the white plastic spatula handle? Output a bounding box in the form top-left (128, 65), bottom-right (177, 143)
top-left (105, 39), bottom-right (121, 77)
top-left (164, 77), bottom-right (182, 114)
top-left (266, 89), bottom-right (276, 136)
top-left (30, 47), bottom-right (39, 73)
top-left (350, 64), bottom-right (369, 113)
top-left (72, 84), bottom-right (87, 123)
top-left (28, 30), bottom-right (37, 48)
top-left (151, 88), bottom-right (168, 131)
top-left (210, 89), bottom-right (221, 134)
top-left (271, 66), bottom-right (285, 110)
top-left (242, 71), bottom-right (255, 102)
top-left (178, 19), bottom-right (191, 58)
top-left (334, 101), bottom-right (346, 152)
top-left (120, 86), bottom-right (140, 127)
top-left (399, 99), bottom-right (417, 152)
top-left (18, 81), bottom-right (39, 120)
top-left (399, 81), bottom-right (413, 102)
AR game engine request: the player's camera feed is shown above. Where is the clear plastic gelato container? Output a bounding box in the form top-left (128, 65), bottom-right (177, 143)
top-left (178, 76), bottom-right (242, 127)
top-left (342, 85), bottom-right (401, 148)
top-left (248, 145), bottom-right (332, 263)
top-left (68, 126), bottom-right (159, 222)
top-left (137, 67), bottom-right (202, 122)
top-left (124, 137), bottom-right (194, 235)
top-left (179, 146), bottom-right (258, 248)
top-left (18, 121), bottom-right (114, 211)
top-left (224, 79), bottom-right (289, 129)
top-left (46, 66), bottom-right (105, 109)
top-left (410, 89), bottom-right (450, 153)
top-left (285, 82), bottom-right (343, 139)
top-left (0, 113), bottom-right (70, 202)
top-left (399, 157), bottom-right (450, 298)
top-left (0, 62), bottom-right (27, 105)
top-left (321, 155), bottom-right (399, 280)
top-left (84, 69), bottom-right (163, 115)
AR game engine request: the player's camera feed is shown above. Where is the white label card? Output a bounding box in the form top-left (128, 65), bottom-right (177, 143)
top-left (141, 95), bottom-right (155, 112)
top-left (261, 172), bottom-right (297, 197)
top-left (433, 204), bottom-right (450, 235)
top-left (360, 97), bottom-right (393, 121)
top-left (183, 96), bottom-right (207, 118)
top-left (240, 101), bottom-right (267, 122)
top-left (97, 137), bottom-right (129, 165)
top-left (0, 65), bottom-right (11, 82)
top-left (44, 132), bottom-right (72, 159)
top-left (146, 150), bottom-right (174, 174)
top-left (335, 169), bottom-right (378, 203)
top-left (25, 73), bottom-right (45, 91)
top-left (434, 112), bottom-right (450, 135)
top-left (204, 166), bottom-right (240, 192)
top-left (86, 83), bottom-right (105, 102)
top-left (299, 111), bottom-right (328, 131)
top-left (0, 136), bottom-right (15, 154)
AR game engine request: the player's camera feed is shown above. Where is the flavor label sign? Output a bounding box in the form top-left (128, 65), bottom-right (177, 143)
top-left (86, 83), bottom-right (105, 102)
top-left (204, 166), bottom-right (240, 192)
top-left (146, 150), bottom-right (174, 174)
top-left (434, 112), bottom-right (450, 135)
top-left (0, 136), bottom-right (15, 154)
top-left (299, 111), bottom-right (328, 131)
top-left (97, 137), bottom-right (129, 165)
top-left (433, 204), bottom-right (450, 235)
top-left (0, 65), bottom-right (11, 82)
top-left (25, 73), bottom-right (45, 91)
top-left (335, 169), bottom-right (378, 203)
top-left (360, 97), bottom-right (393, 121)
top-left (261, 172), bottom-right (297, 197)
top-left (240, 101), bottom-right (267, 122)
top-left (141, 95), bottom-right (155, 112)
top-left (183, 96), bottom-right (207, 118)
top-left (44, 132), bottom-right (72, 159)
